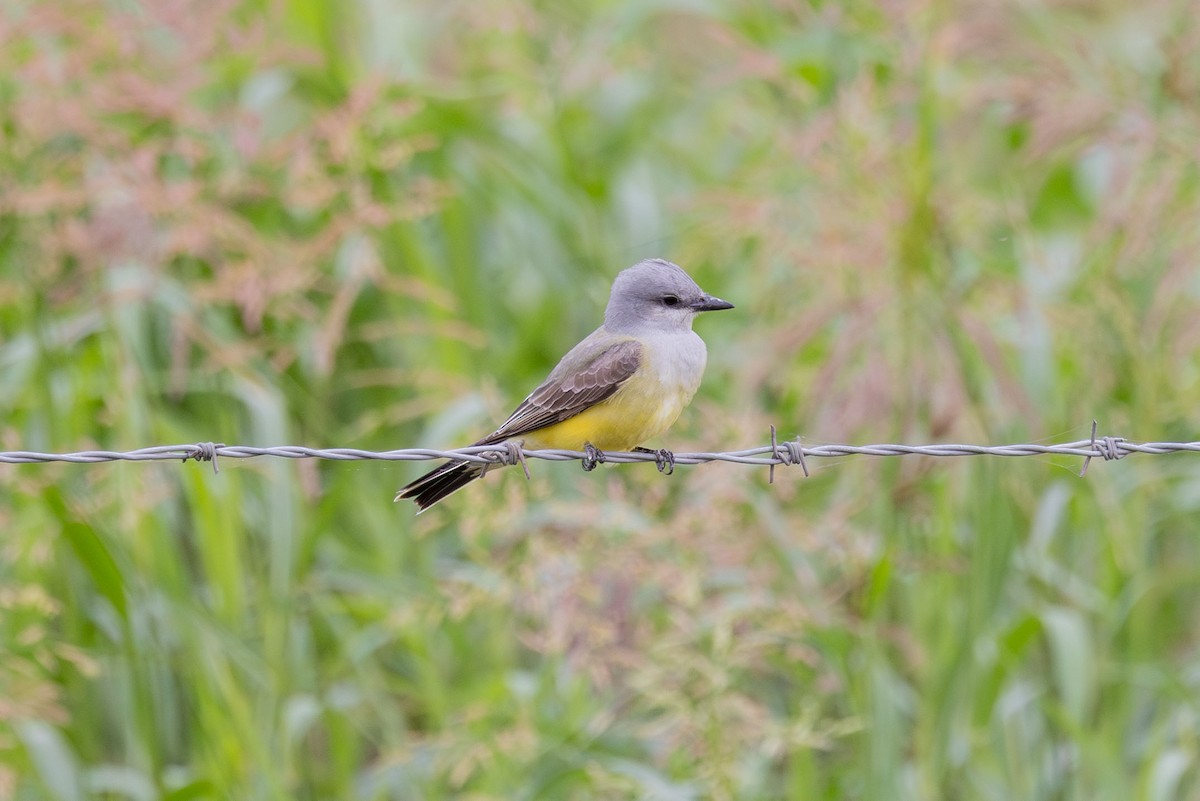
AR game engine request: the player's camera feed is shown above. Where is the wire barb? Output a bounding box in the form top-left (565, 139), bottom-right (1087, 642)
top-left (787, 437), bottom-right (809, 477)
top-left (479, 440), bottom-right (528, 479)
top-left (183, 442), bottom-right (223, 475)
top-left (769, 426), bottom-right (809, 484)
top-left (1079, 420), bottom-right (1126, 477)
top-left (502, 440), bottom-right (531, 481)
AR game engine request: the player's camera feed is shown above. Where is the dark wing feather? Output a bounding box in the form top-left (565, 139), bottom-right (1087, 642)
top-left (480, 337), bottom-right (642, 444)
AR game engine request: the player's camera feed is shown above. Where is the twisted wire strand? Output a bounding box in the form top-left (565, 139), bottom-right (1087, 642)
top-left (1, 428), bottom-right (1196, 476)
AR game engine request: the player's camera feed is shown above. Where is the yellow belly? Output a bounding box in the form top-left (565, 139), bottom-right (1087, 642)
top-left (521, 372), bottom-right (690, 451)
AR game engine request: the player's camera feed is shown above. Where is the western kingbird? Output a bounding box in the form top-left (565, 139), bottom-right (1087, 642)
top-left (396, 258), bottom-right (734, 512)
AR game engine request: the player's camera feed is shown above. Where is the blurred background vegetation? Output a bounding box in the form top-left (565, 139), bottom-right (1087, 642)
top-left (2, 0), bottom-right (1200, 798)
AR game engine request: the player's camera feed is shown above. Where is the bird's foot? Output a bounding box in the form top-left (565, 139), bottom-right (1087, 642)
top-left (634, 446), bottom-right (675, 475)
top-left (582, 442), bottom-right (606, 472)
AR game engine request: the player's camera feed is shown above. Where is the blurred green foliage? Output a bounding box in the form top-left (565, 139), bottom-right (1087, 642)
top-left (2, 0), bottom-right (1200, 798)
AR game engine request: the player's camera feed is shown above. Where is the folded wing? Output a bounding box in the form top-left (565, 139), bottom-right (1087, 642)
top-left (481, 337), bottom-right (643, 444)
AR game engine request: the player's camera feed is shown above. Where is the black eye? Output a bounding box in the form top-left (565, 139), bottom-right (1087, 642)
top-left (662, 295), bottom-right (680, 307)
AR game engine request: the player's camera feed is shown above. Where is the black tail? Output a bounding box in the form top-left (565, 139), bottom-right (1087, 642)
top-left (395, 459), bottom-right (487, 512)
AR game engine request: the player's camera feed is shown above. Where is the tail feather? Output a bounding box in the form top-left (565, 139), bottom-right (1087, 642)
top-left (395, 459), bottom-right (487, 512)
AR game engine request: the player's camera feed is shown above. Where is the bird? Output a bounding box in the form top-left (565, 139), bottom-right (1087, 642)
top-left (396, 258), bottom-right (734, 512)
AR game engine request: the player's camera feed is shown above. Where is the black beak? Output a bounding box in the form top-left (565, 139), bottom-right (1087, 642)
top-left (691, 294), bottom-right (735, 312)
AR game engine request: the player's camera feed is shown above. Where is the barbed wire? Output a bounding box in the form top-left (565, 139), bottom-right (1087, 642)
top-left (1, 423), bottom-right (1196, 480)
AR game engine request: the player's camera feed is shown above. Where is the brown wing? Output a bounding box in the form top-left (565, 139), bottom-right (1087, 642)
top-left (478, 337), bottom-right (642, 445)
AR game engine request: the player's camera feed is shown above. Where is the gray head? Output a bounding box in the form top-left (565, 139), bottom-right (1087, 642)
top-left (603, 258), bottom-right (734, 334)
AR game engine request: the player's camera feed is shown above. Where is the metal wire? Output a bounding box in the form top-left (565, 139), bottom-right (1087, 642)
top-left (1, 423), bottom-right (1195, 477)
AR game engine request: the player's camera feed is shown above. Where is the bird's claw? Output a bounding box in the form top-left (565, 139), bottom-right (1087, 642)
top-left (582, 442), bottom-right (606, 472)
top-left (635, 446), bottom-right (676, 475)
